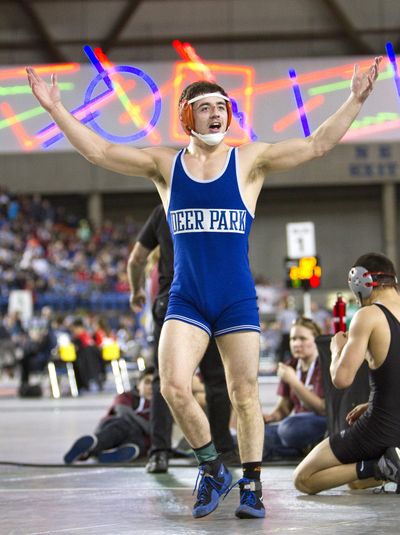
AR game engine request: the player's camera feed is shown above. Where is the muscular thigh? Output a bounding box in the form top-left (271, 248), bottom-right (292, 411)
top-left (295, 437), bottom-right (342, 477)
top-left (158, 319), bottom-right (210, 388)
top-left (216, 331), bottom-right (260, 388)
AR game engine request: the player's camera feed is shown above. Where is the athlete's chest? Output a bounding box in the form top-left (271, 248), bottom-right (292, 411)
top-left (182, 151), bottom-right (232, 181)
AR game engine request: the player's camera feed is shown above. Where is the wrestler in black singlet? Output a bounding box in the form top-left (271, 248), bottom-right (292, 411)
top-left (330, 303), bottom-right (400, 463)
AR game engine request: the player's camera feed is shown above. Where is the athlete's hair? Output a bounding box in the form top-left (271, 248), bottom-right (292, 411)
top-left (178, 81), bottom-right (229, 106)
top-left (291, 316), bottom-right (322, 338)
top-left (353, 252), bottom-right (397, 289)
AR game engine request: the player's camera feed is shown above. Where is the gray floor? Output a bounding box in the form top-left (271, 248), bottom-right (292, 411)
top-left (1, 381), bottom-right (399, 535)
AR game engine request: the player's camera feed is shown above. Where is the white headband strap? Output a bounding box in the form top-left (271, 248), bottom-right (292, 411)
top-left (187, 92), bottom-right (230, 104)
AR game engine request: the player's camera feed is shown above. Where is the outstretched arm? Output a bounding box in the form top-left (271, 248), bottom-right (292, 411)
top-left (253, 56), bottom-right (382, 174)
top-left (26, 66), bottom-right (162, 180)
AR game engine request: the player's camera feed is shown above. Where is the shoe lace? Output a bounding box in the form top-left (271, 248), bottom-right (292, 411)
top-left (223, 477), bottom-right (257, 506)
top-left (192, 467), bottom-right (223, 503)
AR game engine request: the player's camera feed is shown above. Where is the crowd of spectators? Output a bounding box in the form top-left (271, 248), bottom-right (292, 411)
top-left (0, 186), bottom-right (140, 311)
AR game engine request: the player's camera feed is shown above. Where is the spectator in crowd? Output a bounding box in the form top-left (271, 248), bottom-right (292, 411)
top-left (18, 313), bottom-right (56, 396)
top-left (310, 301), bottom-right (332, 334)
top-left (276, 295), bottom-right (298, 363)
top-left (263, 317), bottom-right (326, 461)
top-left (70, 317), bottom-right (104, 392)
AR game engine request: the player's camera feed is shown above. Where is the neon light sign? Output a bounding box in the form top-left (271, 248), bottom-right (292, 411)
top-left (386, 42), bottom-right (400, 98)
top-left (38, 46), bottom-right (161, 147)
top-left (0, 48), bottom-right (398, 153)
top-left (289, 68), bottom-right (310, 137)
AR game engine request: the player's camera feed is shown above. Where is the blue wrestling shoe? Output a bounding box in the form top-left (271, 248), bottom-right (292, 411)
top-left (97, 443), bottom-right (140, 464)
top-left (225, 477), bottom-right (265, 519)
top-left (63, 435), bottom-right (97, 464)
top-left (192, 461), bottom-right (232, 518)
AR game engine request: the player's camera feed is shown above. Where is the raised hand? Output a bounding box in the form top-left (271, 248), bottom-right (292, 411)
top-left (26, 66), bottom-right (61, 113)
top-left (351, 56), bottom-right (382, 103)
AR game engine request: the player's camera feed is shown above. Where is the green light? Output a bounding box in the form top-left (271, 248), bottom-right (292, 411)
top-left (350, 111), bottom-right (400, 129)
top-left (308, 67), bottom-right (393, 96)
top-left (0, 106), bottom-right (46, 130)
top-left (0, 82), bottom-right (74, 96)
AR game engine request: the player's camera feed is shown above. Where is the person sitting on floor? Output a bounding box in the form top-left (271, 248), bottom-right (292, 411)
top-left (263, 316), bottom-right (327, 461)
top-left (63, 367), bottom-right (154, 464)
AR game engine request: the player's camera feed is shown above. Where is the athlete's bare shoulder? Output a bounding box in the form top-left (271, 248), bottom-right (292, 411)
top-left (141, 146), bottom-right (180, 185)
top-left (237, 141), bottom-right (271, 182)
top-left (142, 145), bottom-right (179, 162)
top-left (237, 141), bottom-right (270, 159)
top-left (352, 304), bottom-right (382, 325)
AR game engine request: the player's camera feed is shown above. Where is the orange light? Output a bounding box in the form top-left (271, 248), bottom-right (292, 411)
top-left (0, 102), bottom-right (37, 150)
top-left (253, 59), bottom-right (389, 96)
top-left (0, 63), bottom-right (80, 81)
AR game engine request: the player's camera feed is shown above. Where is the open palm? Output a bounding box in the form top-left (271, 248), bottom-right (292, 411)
top-left (26, 66), bottom-right (61, 112)
top-left (351, 56), bottom-right (382, 103)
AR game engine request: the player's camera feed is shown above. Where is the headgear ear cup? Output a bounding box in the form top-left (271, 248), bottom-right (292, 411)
top-left (179, 97), bottom-right (233, 136)
top-left (348, 266), bottom-right (375, 300)
top-left (179, 100), bottom-right (194, 135)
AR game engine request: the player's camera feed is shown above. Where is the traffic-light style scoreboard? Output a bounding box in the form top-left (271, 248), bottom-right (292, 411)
top-left (285, 256), bottom-right (322, 289)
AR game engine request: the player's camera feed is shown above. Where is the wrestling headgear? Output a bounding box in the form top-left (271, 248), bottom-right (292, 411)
top-left (348, 266), bottom-right (398, 301)
top-left (179, 92), bottom-right (232, 141)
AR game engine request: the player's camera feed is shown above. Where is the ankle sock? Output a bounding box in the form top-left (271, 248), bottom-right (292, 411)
top-left (356, 459), bottom-right (378, 480)
top-left (193, 441), bottom-right (219, 466)
top-left (242, 462), bottom-right (262, 481)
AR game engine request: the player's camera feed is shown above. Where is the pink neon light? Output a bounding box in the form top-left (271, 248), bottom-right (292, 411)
top-left (35, 79), bottom-right (137, 142)
top-left (342, 118), bottom-right (400, 141)
top-left (273, 95), bottom-right (325, 133)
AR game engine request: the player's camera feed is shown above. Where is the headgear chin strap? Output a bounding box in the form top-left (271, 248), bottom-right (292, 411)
top-left (348, 266), bottom-right (398, 301)
top-left (179, 92), bottom-right (232, 136)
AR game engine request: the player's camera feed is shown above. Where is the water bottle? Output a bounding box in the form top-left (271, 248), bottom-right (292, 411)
top-left (333, 293), bottom-right (346, 333)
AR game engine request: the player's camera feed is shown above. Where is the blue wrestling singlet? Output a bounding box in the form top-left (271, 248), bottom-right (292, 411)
top-left (165, 147), bottom-right (260, 337)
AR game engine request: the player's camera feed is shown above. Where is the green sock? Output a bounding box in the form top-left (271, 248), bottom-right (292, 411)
top-left (193, 441), bottom-right (219, 465)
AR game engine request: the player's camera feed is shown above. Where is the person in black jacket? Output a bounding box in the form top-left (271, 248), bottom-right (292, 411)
top-left (128, 204), bottom-right (236, 473)
top-left (63, 367), bottom-right (154, 464)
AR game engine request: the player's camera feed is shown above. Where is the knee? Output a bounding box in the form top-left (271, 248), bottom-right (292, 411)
top-left (229, 380), bottom-right (259, 413)
top-left (293, 466), bottom-right (316, 495)
top-left (160, 379), bottom-right (191, 407)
